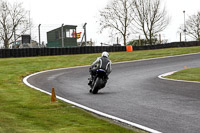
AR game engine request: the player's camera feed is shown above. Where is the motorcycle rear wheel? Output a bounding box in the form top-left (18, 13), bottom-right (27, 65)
top-left (92, 77), bottom-right (100, 94)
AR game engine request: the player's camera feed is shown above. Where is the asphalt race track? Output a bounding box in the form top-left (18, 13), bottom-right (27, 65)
top-left (26, 53), bottom-right (200, 133)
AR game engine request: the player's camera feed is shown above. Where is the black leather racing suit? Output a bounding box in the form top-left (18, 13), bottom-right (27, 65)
top-left (88, 56), bottom-right (112, 84)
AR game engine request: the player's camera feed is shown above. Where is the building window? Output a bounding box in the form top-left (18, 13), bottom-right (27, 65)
top-left (66, 29), bottom-right (76, 38)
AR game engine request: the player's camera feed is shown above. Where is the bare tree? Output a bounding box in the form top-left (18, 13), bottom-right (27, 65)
top-left (99, 0), bottom-right (134, 46)
top-left (131, 0), bottom-right (170, 45)
top-left (183, 12), bottom-right (200, 40)
top-left (0, 0), bottom-right (30, 48)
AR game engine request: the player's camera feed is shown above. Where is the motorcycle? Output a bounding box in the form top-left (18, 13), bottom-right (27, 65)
top-left (89, 69), bottom-right (108, 94)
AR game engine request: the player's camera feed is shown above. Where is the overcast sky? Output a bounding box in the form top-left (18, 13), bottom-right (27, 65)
top-left (8, 0), bottom-right (200, 45)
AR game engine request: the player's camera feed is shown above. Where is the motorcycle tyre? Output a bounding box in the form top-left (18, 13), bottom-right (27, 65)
top-left (92, 77), bottom-right (100, 94)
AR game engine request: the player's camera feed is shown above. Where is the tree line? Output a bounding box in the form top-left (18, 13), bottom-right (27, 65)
top-left (0, 0), bottom-right (30, 48)
top-left (99, 0), bottom-right (200, 45)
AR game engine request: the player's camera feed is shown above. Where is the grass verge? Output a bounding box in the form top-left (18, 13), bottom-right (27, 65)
top-left (0, 46), bottom-right (200, 133)
top-left (166, 67), bottom-right (200, 82)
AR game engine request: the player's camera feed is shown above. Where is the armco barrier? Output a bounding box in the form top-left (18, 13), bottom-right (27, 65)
top-left (0, 41), bottom-right (200, 58)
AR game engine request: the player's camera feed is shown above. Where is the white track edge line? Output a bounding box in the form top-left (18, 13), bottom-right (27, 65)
top-left (23, 52), bottom-right (200, 74)
top-left (158, 71), bottom-right (200, 84)
top-left (113, 52), bottom-right (200, 65)
top-left (23, 72), bottom-right (162, 133)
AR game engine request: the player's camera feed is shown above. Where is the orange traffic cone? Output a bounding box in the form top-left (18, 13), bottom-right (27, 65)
top-left (51, 88), bottom-right (56, 102)
top-left (184, 66), bottom-right (187, 69)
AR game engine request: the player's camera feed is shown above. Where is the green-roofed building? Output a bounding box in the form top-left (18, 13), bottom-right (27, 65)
top-left (47, 25), bottom-right (77, 47)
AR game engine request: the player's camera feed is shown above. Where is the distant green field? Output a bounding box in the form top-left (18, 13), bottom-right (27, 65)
top-left (166, 67), bottom-right (200, 82)
top-left (0, 46), bottom-right (200, 133)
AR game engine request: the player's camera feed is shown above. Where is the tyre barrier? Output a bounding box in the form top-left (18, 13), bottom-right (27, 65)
top-left (0, 46), bottom-right (126, 58)
top-left (0, 41), bottom-right (200, 58)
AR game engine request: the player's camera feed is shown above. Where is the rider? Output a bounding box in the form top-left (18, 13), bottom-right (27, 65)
top-left (88, 51), bottom-right (112, 85)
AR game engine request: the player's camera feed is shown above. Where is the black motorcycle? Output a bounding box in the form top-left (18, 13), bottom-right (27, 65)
top-left (89, 69), bottom-right (108, 94)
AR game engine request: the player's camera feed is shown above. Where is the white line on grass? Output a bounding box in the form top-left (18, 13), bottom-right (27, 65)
top-left (158, 71), bottom-right (200, 84)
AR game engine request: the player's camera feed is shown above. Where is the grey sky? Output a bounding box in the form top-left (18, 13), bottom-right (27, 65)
top-left (8, 0), bottom-right (200, 45)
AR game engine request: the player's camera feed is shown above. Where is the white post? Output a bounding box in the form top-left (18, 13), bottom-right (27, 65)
top-left (61, 24), bottom-right (64, 47)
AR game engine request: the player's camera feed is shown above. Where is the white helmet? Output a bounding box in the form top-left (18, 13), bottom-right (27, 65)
top-left (102, 51), bottom-right (109, 58)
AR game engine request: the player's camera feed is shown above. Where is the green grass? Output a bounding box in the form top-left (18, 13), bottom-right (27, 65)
top-left (166, 67), bottom-right (200, 82)
top-left (0, 46), bottom-right (200, 133)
